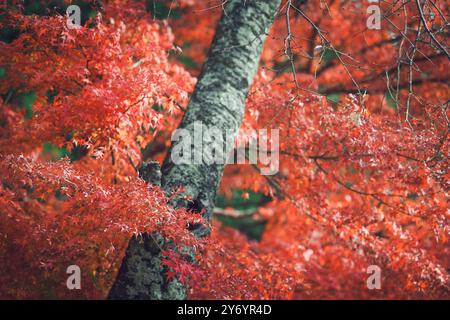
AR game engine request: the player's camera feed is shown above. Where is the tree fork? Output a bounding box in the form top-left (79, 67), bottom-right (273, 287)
top-left (108, 0), bottom-right (281, 300)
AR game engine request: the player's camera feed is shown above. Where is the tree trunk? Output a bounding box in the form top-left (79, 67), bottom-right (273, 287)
top-left (108, 0), bottom-right (281, 300)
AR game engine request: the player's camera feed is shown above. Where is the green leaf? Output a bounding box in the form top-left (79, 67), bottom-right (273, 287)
top-left (146, 1), bottom-right (183, 20)
top-left (16, 91), bottom-right (37, 119)
top-left (175, 55), bottom-right (199, 69)
top-left (326, 93), bottom-right (340, 104)
top-left (42, 143), bottom-right (70, 160)
top-left (216, 215), bottom-right (267, 241)
top-left (321, 48), bottom-right (339, 62)
top-left (384, 91), bottom-right (397, 110)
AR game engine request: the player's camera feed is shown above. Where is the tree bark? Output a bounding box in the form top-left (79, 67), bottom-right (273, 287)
top-left (108, 0), bottom-right (281, 300)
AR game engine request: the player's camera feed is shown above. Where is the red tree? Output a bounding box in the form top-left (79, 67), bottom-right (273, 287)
top-left (0, 0), bottom-right (448, 299)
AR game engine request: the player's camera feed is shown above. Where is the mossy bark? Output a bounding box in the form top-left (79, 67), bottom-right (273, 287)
top-left (108, 0), bottom-right (281, 300)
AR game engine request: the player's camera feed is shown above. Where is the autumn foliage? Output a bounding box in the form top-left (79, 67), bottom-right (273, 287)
top-left (0, 0), bottom-right (449, 299)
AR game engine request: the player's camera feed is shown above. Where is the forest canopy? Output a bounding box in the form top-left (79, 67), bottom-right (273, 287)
top-left (0, 0), bottom-right (448, 299)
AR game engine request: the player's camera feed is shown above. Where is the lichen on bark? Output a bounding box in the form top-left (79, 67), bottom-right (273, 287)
top-left (108, 0), bottom-right (281, 300)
